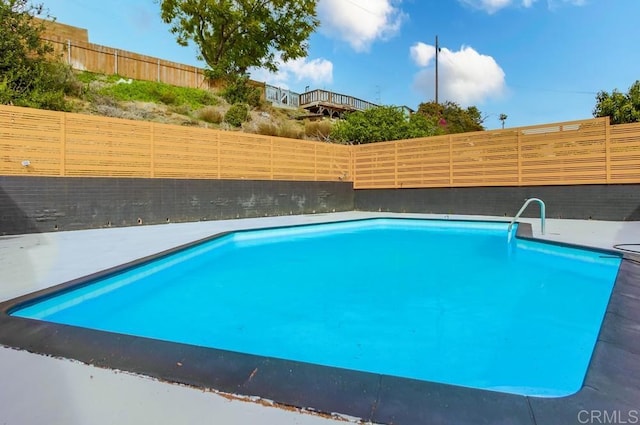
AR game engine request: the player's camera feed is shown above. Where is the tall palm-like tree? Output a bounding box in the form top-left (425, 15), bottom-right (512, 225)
top-left (499, 113), bottom-right (508, 129)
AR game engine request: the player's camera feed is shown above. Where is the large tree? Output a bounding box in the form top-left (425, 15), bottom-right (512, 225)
top-left (0, 0), bottom-right (70, 110)
top-left (0, 1), bottom-right (53, 106)
top-left (593, 81), bottom-right (640, 124)
top-left (158, 0), bottom-right (319, 79)
top-left (417, 101), bottom-right (485, 134)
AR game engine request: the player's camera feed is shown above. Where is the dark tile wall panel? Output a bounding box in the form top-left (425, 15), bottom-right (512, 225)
top-left (0, 177), bottom-right (354, 235)
top-left (355, 185), bottom-right (640, 221)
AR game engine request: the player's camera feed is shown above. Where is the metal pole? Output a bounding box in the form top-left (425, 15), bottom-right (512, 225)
top-left (67, 39), bottom-right (71, 65)
top-left (435, 35), bottom-right (439, 104)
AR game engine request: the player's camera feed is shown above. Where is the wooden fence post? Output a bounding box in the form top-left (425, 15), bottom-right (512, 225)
top-left (605, 117), bottom-right (611, 183)
top-left (394, 142), bottom-right (399, 188)
top-left (60, 112), bottom-right (66, 176)
top-left (270, 137), bottom-right (274, 180)
top-left (350, 147), bottom-right (355, 188)
top-left (314, 143), bottom-right (318, 181)
top-left (150, 122), bottom-right (155, 178)
top-left (216, 132), bottom-right (221, 179)
top-left (517, 130), bottom-right (522, 185)
top-left (448, 135), bottom-right (453, 185)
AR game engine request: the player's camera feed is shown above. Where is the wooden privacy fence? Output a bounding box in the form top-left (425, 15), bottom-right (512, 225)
top-left (2, 105), bottom-right (640, 188)
top-left (353, 118), bottom-right (640, 189)
top-left (45, 37), bottom-right (211, 90)
top-left (0, 105), bottom-right (352, 181)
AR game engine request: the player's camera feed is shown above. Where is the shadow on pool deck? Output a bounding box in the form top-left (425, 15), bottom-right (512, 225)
top-left (0, 215), bottom-right (639, 425)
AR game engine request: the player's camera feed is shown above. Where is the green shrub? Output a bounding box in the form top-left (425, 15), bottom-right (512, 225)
top-left (221, 76), bottom-right (262, 107)
top-left (16, 88), bottom-right (70, 111)
top-left (198, 90), bottom-right (220, 106)
top-left (157, 89), bottom-right (178, 105)
top-left (330, 106), bottom-right (440, 144)
top-left (224, 103), bottom-right (249, 127)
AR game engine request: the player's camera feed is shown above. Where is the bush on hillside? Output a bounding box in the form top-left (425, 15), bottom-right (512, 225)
top-left (330, 106), bottom-right (440, 144)
top-left (224, 103), bottom-right (249, 127)
top-left (221, 75), bottom-right (261, 107)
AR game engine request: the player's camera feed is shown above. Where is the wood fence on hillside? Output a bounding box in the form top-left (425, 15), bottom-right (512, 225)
top-left (45, 37), bottom-right (212, 90)
top-left (40, 18), bottom-right (213, 90)
top-left (0, 105), bottom-right (352, 181)
top-left (2, 105), bottom-right (640, 188)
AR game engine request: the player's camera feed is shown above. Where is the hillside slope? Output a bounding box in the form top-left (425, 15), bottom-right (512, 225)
top-left (65, 71), bottom-right (332, 142)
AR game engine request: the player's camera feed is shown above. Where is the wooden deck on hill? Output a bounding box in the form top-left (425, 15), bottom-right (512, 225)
top-left (299, 89), bottom-right (377, 117)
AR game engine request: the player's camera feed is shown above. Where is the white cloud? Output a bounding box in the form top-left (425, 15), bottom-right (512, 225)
top-left (458, 0), bottom-right (522, 14)
top-left (458, 0), bottom-right (586, 13)
top-left (250, 57), bottom-right (333, 89)
top-left (317, 0), bottom-right (406, 52)
top-left (410, 42), bottom-right (436, 67)
top-left (410, 43), bottom-right (506, 106)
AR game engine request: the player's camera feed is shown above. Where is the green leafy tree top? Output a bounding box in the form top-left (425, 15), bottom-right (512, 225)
top-left (0, 0), bottom-right (70, 110)
top-left (158, 0), bottom-right (319, 79)
top-left (593, 81), bottom-right (640, 124)
top-left (0, 1), bottom-right (51, 96)
top-left (417, 101), bottom-right (485, 134)
top-left (499, 113), bottom-right (508, 129)
top-left (330, 106), bottom-right (441, 144)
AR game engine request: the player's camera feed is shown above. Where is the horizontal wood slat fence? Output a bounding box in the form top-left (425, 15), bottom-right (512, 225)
top-left (2, 105), bottom-right (640, 188)
top-left (352, 118), bottom-right (640, 188)
top-left (0, 105), bottom-right (352, 181)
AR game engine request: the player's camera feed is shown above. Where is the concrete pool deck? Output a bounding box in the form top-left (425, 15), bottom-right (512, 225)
top-left (1, 212), bottom-right (639, 424)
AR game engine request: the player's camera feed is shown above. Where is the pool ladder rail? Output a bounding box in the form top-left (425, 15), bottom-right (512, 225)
top-left (507, 198), bottom-right (546, 243)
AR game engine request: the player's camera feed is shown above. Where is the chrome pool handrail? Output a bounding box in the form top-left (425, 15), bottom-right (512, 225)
top-left (507, 198), bottom-right (546, 242)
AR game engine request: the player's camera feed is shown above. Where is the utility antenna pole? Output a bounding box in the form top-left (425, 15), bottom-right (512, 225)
top-left (435, 35), bottom-right (439, 105)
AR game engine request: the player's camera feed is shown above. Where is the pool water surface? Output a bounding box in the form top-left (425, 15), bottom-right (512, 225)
top-left (10, 219), bottom-right (621, 397)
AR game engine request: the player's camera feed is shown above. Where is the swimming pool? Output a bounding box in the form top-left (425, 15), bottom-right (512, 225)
top-left (4, 218), bottom-right (620, 402)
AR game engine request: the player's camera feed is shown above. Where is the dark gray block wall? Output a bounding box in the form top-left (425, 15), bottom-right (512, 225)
top-left (355, 185), bottom-right (640, 221)
top-left (3, 177), bottom-right (639, 235)
top-left (0, 176), bottom-right (354, 235)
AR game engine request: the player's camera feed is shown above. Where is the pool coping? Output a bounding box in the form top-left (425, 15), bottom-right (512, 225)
top-left (0, 217), bottom-right (639, 424)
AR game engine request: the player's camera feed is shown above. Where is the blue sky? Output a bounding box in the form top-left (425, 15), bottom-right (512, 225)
top-left (41, 0), bottom-right (639, 129)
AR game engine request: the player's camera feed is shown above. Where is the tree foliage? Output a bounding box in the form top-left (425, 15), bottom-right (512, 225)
top-left (158, 0), bottom-right (319, 79)
top-left (416, 101), bottom-right (485, 134)
top-left (220, 74), bottom-right (262, 107)
top-left (0, 0), bottom-right (71, 110)
top-left (593, 81), bottom-right (640, 124)
top-left (499, 113), bottom-right (508, 129)
top-left (330, 106), bottom-right (440, 145)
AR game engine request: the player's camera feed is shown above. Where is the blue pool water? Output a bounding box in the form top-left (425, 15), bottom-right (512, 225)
top-left (12, 219), bottom-right (620, 397)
